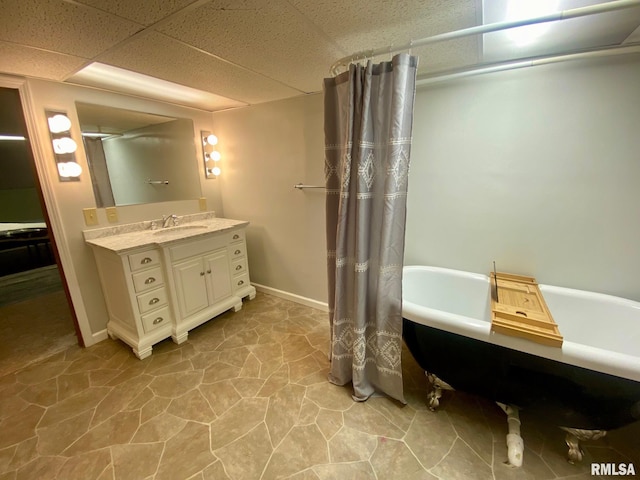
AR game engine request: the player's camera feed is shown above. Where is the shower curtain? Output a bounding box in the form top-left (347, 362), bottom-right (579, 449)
top-left (324, 53), bottom-right (418, 403)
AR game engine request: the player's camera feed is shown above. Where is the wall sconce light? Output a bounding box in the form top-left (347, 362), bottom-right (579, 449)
top-left (201, 130), bottom-right (221, 179)
top-left (45, 110), bottom-right (82, 181)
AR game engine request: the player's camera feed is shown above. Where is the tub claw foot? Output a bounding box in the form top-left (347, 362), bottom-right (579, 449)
top-left (560, 427), bottom-right (606, 464)
top-left (497, 403), bottom-right (524, 467)
top-left (425, 372), bottom-right (453, 411)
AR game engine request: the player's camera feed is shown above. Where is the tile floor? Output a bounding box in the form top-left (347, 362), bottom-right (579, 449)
top-left (1, 292), bottom-right (638, 479)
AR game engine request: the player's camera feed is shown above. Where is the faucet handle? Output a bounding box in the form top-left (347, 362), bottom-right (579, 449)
top-left (173, 215), bottom-right (179, 226)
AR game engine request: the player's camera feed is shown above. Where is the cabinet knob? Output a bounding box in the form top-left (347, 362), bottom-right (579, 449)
top-left (235, 265), bottom-right (242, 271)
top-left (207, 269), bottom-right (212, 274)
top-left (200, 272), bottom-right (205, 276)
top-left (234, 249), bottom-right (241, 255)
top-left (144, 277), bottom-right (156, 284)
top-left (233, 234), bottom-right (240, 239)
top-left (237, 280), bottom-right (244, 286)
top-left (153, 317), bottom-right (164, 325)
top-left (141, 257), bottom-right (152, 264)
top-left (149, 297), bottom-right (160, 305)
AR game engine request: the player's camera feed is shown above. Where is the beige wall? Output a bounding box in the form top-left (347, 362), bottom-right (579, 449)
top-left (212, 94), bottom-right (328, 305)
top-left (19, 78), bottom-right (220, 343)
top-left (406, 54), bottom-right (640, 301)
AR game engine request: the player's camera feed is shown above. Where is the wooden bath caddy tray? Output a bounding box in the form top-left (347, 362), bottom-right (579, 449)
top-left (490, 272), bottom-right (563, 348)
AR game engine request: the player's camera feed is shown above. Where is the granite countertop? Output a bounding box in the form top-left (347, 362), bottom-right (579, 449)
top-left (83, 212), bottom-right (248, 254)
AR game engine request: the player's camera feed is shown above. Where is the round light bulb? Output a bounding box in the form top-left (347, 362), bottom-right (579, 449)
top-left (205, 134), bottom-right (218, 146)
top-left (52, 137), bottom-right (78, 154)
top-left (58, 161), bottom-right (82, 178)
top-left (212, 166), bottom-right (221, 176)
top-left (211, 151), bottom-right (221, 161)
top-left (48, 114), bottom-right (72, 133)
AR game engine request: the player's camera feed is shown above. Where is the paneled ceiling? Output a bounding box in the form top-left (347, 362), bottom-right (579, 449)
top-left (1, 0), bottom-right (639, 111)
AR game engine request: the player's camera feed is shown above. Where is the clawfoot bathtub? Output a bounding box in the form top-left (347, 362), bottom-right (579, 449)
top-left (402, 266), bottom-right (640, 465)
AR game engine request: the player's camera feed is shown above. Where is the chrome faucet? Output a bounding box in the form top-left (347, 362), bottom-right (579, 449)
top-left (162, 214), bottom-right (178, 228)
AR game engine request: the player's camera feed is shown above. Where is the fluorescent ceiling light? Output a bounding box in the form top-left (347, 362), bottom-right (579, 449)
top-left (66, 63), bottom-right (246, 112)
top-left (81, 132), bottom-right (120, 138)
top-left (0, 135), bottom-right (26, 141)
top-left (482, 0), bottom-right (640, 63)
top-left (505, 0), bottom-right (559, 45)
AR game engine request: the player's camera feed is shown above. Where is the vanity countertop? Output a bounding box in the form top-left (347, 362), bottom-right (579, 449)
top-left (84, 213), bottom-right (248, 254)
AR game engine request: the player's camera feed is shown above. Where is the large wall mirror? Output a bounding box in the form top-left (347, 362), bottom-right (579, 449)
top-left (76, 102), bottom-right (202, 208)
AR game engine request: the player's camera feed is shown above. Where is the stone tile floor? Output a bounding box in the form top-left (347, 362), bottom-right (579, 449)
top-left (1, 292), bottom-right (638, 479)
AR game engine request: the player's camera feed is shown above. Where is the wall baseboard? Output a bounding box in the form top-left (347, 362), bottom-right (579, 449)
top-left (252, 283), bottom-right (329, 312)
top-left (89, 329), bottom-right (109, 346)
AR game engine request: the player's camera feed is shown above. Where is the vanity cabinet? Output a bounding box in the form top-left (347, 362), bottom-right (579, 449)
top-left (92, 246), bottom-right (174, 359)
top-left (87, 219), bottom-right (256, 359)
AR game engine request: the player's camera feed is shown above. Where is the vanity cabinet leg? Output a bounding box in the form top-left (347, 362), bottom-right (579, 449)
top-left (172, 332), bottom-right (188, 345)
top-left (134, 346), bottom-right (152, 360)
top-left (233, 301), bottom-right (243, 312)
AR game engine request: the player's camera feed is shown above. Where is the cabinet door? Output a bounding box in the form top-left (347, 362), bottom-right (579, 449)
top-left (173, 257), bottom-right (209, 318)
top-left (204, 249), bottom-right (232, 304)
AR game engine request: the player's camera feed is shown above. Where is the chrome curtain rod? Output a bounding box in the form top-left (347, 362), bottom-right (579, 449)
top-left (416, 44), bottom-right (640, 86)
top-left (330, 0), bottom-right (640, 75)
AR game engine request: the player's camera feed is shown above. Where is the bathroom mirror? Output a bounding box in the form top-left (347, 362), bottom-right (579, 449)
top-left (76, 102), bottom-right (201, 208)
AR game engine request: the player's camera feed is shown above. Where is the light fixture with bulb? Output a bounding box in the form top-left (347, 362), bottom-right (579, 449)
top-left (45, 110), bottom-right (82, 181)
top-left (201, 130), bottom-right (221, 179)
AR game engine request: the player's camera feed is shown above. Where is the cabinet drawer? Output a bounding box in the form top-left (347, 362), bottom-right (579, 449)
top-left (141, 305), bottom-right (172, 333)
top-left (233, 273), bottom-right (250, 291)
top-left (230, 230), bottom-right (245, 243)
top-left (170, 234), bottom-right (228, 262)
top-left (129, 250), bottom-right (160, 271)
top-left (136, 286), bottom-right (168, 314)
top-left (231, 257), bottom-right (247, 276)
top-left (132, 267), bottom-right (164, 293)
top-left (229, 242), bottom-right (245, 259)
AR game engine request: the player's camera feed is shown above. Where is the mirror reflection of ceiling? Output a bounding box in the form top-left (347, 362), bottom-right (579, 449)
top-left (0, 0), bottom-right (639, 111)
top-left (76, 102), bottom-right (174, 136)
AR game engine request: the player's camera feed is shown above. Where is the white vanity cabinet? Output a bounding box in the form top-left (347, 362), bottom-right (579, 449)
top-left (92, 247), bottom-right (174, 359)
top-left (167, 232), bottom-right (241, 343)
top-left (86, 217), bottom-right (256, 359)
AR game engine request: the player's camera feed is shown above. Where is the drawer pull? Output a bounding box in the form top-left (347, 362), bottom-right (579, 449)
top-left (237, 280), bottom-right (244, 286)
top-left (144, 277), bottom-right (156, 284)
top-left (149, 297), bottom-right (160, 305)
top-left (141, 257), bottom-right (153, 264)
top-left (233, 234), bottom-right (240, 240)
top-left (234, 249), bottom-right (241, 255)
top-left (235, 265), bottom-right (242, 271)
top-left (152, 317), bottom-right (164, 325)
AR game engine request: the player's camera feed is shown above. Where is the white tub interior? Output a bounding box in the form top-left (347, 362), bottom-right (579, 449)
top-left (402, 265), bottom-right (640, 382)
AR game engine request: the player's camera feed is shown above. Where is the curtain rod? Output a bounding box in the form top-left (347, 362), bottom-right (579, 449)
top-left (330, 0), bottom-right (640, 75)
top-left (415, 44), bottom-right (640, 86)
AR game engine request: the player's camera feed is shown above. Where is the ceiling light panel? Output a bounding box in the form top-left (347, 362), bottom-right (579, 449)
top-left (482, 0), bottom-right (640, 63)
top-left (94, 32), bottom-right (301, 106)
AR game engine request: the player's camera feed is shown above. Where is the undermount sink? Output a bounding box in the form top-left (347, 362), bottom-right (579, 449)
top-left (152, 224), bottom-right (208, 235)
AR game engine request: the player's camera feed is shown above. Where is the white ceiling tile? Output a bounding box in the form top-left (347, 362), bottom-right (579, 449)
top-left (74, 0), bottom-right (197, 26)
top-left (0, 41), bottom-right (88, 81)
top-left (156, 0), bottom-right (345, 92)
top-left (0, 0), bottom-right (141, 58)
top-left (96, 32), bottom-right (302, 105)
top-left (291, 0), bottom-right (478, 56)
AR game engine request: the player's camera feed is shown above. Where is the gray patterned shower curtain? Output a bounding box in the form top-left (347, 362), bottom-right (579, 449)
top-left (324, 53), bottom-right (418, 403)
